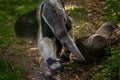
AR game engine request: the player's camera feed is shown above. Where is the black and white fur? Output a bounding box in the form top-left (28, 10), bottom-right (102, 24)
top-left (37, 0), bottom-right (85, 77)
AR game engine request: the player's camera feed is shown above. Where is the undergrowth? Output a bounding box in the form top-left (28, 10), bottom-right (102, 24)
top-left (0, 57), bottom-right (26, 80)
top-left (91, 45), bottom-right (120, 80)
top-left (0, 0), bottom-right (40, 79)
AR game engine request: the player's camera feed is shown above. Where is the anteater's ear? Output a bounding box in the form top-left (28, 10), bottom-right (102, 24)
top-left (65, 16), bottom-right (73, 31)
top-left (14, 8), bottom-right (39, 40)
top-left (41, 0), bottom-right (85, 62)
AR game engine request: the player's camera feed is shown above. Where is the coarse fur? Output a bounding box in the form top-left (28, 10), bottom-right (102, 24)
top-left (37, 0), bottom-right (85, 78)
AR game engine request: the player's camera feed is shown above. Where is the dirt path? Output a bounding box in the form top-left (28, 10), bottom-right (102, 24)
top-left (2, 45), bottom-right (45, 80)
top-left (2, 41), bottom-right (92, 80)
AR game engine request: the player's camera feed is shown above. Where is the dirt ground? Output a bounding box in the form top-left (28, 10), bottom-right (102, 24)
top-left (2, 42), bottom-right (92, 80)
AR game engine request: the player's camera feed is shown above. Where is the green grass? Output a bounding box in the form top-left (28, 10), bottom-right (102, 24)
top-left (66, 7), bottom-right (87, 20)
top-left (0, 57), bottom-right (26, 80)
top-left (0, 0), bottom-right (41, 54)
top-left (91, 45), bottom-right (120, 80)
top-left (0, 0), bottom-right (40, 45)
top-left (0, 0), bottom-right (41, 79)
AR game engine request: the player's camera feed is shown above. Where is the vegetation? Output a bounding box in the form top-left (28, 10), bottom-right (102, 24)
top-left (91, 0), bottom-right (120, 79)
top-left (0, 0), bottom-right (40, 79)
top-left (0, 57), bottom-right (26, 80)
top-left (92, 46), bottom-right (120, 80)
top-left (0, 0), bottom-right (120, 80)
top-left (0, 0), bottom-right (40, 46)
top-left (104, 0), bottom-right (120, 23)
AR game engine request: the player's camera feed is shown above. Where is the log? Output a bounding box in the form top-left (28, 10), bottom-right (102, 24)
top-left (76, 22), bottom-right (120, 61)
top-left (95, 22), bottom-right (120, 44)
top-left (76, 34), bottom-right (107, 61)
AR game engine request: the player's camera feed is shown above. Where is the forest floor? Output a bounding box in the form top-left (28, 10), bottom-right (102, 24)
top-left (1, 0), bottom-right (106, 80)
top-left (1, 41), bottom-right (94, 80)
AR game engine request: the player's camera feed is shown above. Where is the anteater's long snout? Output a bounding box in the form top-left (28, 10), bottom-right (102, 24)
top-left (60, 35), bottom-right (86, 62)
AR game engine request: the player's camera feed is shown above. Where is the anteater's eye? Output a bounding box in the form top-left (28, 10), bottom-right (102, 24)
top-left (63, 18), bottom-right (67, 24)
